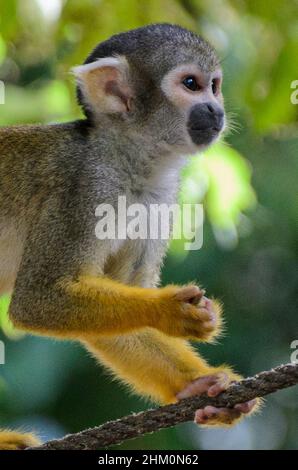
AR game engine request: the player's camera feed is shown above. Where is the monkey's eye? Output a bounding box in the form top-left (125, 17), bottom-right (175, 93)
top-left (212, 78), bottom-right (219, 95)
top-left (182, 76), bottom-right (199, 92)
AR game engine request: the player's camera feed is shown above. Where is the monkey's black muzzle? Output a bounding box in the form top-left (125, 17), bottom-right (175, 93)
top-left (187, 102), bottom-right (224, 146)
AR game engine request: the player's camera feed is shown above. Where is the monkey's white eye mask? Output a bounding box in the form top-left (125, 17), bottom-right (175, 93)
top-left (161, 64), bottom-right (224, 146)
top-left (72, 56), bottom-right (134, 115)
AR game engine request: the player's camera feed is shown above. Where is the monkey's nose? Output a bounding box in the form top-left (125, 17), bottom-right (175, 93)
top-left (188, 102), bottom-right (224, 132)
top-left (204, 102), bottom-right (224, 131)
top-left (187, 102), bottom-right (224, 146)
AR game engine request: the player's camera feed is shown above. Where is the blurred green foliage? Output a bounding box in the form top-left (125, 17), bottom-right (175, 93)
top-left (0, 0), bottom-right (297, 450)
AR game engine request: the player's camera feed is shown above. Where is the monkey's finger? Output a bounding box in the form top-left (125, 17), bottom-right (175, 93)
top-left (175, 286), bottom-right (204, 304)
top-left (176, 375), bottom-right (219, 399)
top-left (182, 319), bottom-right (216, 341)
top-left (194, 409), bottom-right (209, 424)
top-left (189, 290), bottom-right (206, 305)
top-left (188, 294), bottom-right (203, 305)
top-left (194, 406), bottom-right (241, 425)
top-left (207, 372), bottom-right (233, 397)
top-left (199, 296), bottom-right (212, 309)
top-left (185, 308), bottom-right (214, 322)
top-left (207, 382), bottom-right (227, 397)
top-left (234, 399), bottom-right (257, 414)
top-left (201, 317), bottom-right (217, 330)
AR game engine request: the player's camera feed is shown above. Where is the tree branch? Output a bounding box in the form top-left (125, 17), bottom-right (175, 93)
top-left (30, 363), bottom-right (298, 450)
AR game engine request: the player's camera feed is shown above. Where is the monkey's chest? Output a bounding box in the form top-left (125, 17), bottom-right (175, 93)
top-left (99, 188), bottom-right (176, 285)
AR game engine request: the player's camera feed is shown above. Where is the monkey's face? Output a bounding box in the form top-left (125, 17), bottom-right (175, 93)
top-left (75, 24), bottom-right (225, 153)
top-left (161, 64), bottom-right (225, 150)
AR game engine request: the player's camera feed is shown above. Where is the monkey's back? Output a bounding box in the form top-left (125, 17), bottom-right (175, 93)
top-left (0, 122), bottom-right (90, 293)
top-left (0, 123), bottom-right (88, 218)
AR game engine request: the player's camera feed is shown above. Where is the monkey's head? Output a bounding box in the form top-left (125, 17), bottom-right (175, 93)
top-left (73, 24), bottom-right (225, 153)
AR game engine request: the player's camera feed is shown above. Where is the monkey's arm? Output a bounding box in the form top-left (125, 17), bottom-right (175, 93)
top-left (11, 269), bottom-right (221, 340)
top-left (9, 210), bottom-right (220, 341)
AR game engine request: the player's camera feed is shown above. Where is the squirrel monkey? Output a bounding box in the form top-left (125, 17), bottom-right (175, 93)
top-left (0, 24), bottom-right (258, 449)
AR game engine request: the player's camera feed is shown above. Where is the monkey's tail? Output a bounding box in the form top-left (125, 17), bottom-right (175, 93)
top-left (0, 430), bottom-right (40, 450)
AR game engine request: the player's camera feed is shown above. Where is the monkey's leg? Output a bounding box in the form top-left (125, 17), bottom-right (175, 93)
top-left (84, 330), bottom-right (213, 403)
top-left (84, 330), bottom-right (259, 425)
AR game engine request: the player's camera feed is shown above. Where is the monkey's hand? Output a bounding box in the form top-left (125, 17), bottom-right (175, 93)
top-left (176, 368), bottom-right (261, 427)
top-left (154, 285), bottom-right (222, 341)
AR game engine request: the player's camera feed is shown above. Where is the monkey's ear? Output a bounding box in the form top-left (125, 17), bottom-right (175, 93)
top-left (72, 56), bottom-right (133, 115)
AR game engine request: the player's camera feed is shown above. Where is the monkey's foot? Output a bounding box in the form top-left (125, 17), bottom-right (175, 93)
top-left (168, 285), bottom-right (222, 341)
top-left (176, 370), bottom-right (259, 427)
top-left (0, 430), bottom-right (40, 450)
